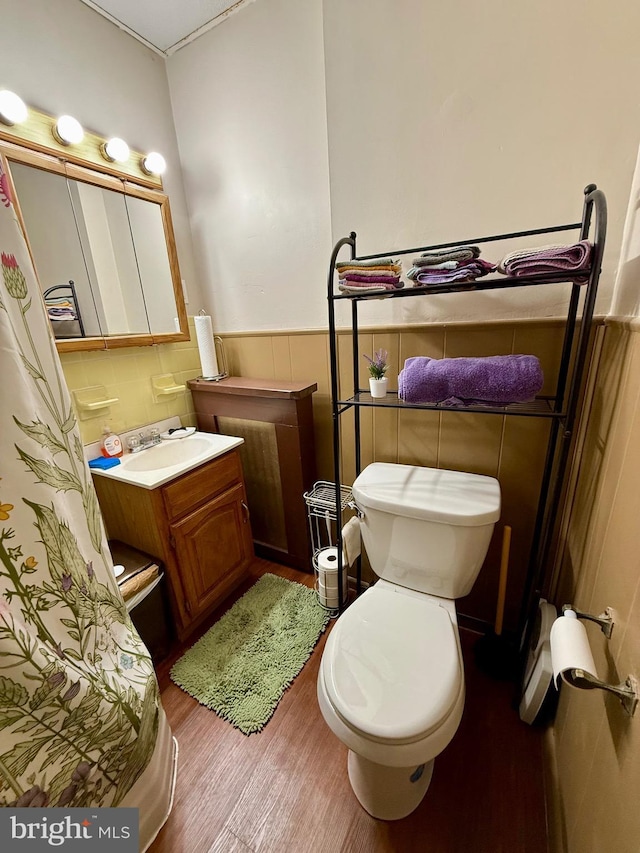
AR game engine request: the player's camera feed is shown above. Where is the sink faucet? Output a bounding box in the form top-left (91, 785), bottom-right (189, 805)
top-left (140, 429), bottom-right (159, 448)
top-left (126, 435), bottom-right (143, 453)
top-left (130, 428), bottom-right (162, 452)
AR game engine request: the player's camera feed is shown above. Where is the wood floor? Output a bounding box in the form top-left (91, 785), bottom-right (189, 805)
top-left (150, 559), bottom-right (549, 853)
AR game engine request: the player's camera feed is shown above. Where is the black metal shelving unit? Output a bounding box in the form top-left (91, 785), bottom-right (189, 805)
top-left (327, 184), bottom-right (607, 661)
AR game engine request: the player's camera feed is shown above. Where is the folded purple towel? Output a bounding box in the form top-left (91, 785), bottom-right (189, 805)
top-left (499, 241), bottom-right (592, 277)
top-left (411, 268), bottom-right (477, 285)
top-left (408, 258), bottom-right (497, 284)
top-left (340, 273), bottom-right (401, 285)
top-left (398, 354), bottom-right (544, 406)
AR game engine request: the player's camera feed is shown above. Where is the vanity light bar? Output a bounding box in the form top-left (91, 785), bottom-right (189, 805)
top-left (0, 92), bottom-right (164, 188)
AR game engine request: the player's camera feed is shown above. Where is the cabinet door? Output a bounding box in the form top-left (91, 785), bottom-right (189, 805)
top-left (170, 482), bottom-right (252, 621)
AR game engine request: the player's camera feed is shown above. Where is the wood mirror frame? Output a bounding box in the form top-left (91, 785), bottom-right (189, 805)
top-left (0, 112), bottom-right (189, 353)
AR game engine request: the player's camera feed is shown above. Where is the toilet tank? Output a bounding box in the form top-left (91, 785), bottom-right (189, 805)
top-left (352, 463), bottom-right (501, 599)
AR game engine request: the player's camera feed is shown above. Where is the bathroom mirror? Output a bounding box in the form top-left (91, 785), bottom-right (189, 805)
top-left (0, 141), bottom-right (189, 352)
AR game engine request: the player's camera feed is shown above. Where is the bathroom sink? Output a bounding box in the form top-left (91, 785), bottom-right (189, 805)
top-left (89, 431), bottom-right (244, 489)
top-left (123, 437), bottom-right (213, 472)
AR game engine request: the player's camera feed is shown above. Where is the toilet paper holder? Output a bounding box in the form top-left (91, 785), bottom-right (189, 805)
top-left (562, 668), bottom-right (638, 717)
top-left (562, 603), bottom-right (615, 638)
top-left (559, 605), bottom-right (638, 716)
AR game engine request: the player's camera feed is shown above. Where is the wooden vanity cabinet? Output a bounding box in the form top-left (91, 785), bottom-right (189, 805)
top-left (92, 448), bottom-right (253, 641)
top-left (170, 481), bottom-right (249, 618)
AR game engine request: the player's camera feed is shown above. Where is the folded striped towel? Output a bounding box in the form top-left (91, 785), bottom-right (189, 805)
top-left (336, 257), bottom-right (404, 294)
top-left (336, 258), bottom-right (402, 273)
top-left (408, 258), bottom-right (496, 285)
top-left (337, 266), bottom-right (402, 278)
top-left (409, 268), bottom-right (478, 285)
top-left (341, 273), bottom-right (401, 285)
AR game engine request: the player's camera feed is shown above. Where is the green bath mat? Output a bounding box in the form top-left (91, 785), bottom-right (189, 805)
top-left (170, 573), bottom-right (330, 734)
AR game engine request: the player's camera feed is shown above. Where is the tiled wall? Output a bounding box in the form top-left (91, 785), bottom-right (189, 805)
top-left (59, 317), bottom-right (202, 444)
top-left (546, 320), bottom-right (640, 853)
top-left (61, 316), bottom-right (568, 631)
top-left (220, 318), bottom-right (567, 631)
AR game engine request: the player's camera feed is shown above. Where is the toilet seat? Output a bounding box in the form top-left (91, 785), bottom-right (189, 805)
top-left (322, 583), bottom-right (463, 743)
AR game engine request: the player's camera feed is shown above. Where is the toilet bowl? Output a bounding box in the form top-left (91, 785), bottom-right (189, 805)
top-left (317, 463), bottom-right (501, 820)
top-left (318, 581), bottom-right (465, 819)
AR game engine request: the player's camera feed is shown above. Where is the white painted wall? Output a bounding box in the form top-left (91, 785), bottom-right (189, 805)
top-left (7, 0), bottom-right (639, 333)
top-left (322, 0), bottom-right (640, 327)
top-left (166, 0), bottom-right (332, 332)
top-left (168, 0), bottom-right (640, 332)
top-left (2, 0), bottom-right (202, 312)
top-left (611, 145), bottom-right (640, 319)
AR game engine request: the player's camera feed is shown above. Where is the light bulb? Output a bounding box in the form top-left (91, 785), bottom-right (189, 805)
top-left (53, 115), bottom-right (84, 146)
top-left (0, 90), bottom-right (28, 125)
top-left (102, 137), bottom-right (130, 163)
top-left (141, 151), bottom-right (166, 176)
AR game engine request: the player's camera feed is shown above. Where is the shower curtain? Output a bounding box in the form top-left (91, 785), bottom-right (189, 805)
top-left (0, 157), bottom-right (175, 845)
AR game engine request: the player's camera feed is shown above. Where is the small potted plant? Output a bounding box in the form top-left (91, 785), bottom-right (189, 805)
top-left (364, 349), bottom-right (389, 398)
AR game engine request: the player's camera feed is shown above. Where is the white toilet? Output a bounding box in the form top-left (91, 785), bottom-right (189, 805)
top-left (317, 462), bottom-right (501, 820)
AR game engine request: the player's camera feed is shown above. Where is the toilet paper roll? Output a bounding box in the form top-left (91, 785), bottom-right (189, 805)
top-left (194, 314), bottom-right (220, 378)
top-left (317, 546), bottom-right (344, 575)
top-left (316, 547), bottom-right (347, 606)
top-left (317, 546), bottom-right (347, 583)
top-left (550, 610), bottom-right (598, 688)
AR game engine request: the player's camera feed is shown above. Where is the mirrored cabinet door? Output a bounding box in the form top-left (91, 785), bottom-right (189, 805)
top-left (68, 180), bottom-right (149, 338)
top-left (125, 194), bottom-right (180, 335)
top-left (10, 162), bottom-right (104, 339)
top-left (2, 141), bottom-right (189, 351)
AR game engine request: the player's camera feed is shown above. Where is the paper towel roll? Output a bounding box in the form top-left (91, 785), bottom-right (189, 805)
top-left (550, 611), bottom-right (598, 687)
top-left (194, 314), bottom-right (220, 378)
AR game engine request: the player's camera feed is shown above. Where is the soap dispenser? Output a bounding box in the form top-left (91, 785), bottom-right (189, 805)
top-left (101, 425), bottom-right (123, 458)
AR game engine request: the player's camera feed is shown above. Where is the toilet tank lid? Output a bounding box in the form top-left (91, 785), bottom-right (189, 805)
top-left (352, 463), bottom-right (501, 526)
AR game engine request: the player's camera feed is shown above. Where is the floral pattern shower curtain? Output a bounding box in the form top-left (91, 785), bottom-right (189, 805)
top-left (0, 157), bottom-right (160, 809)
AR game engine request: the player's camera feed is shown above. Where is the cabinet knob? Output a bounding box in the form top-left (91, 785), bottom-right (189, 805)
top-left (241, 501), bottom-right (250, 523)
